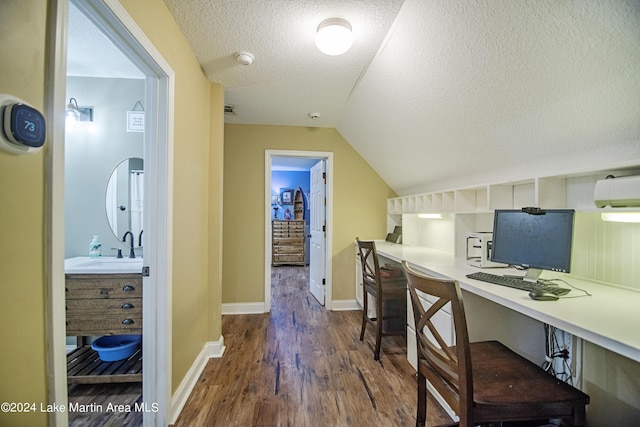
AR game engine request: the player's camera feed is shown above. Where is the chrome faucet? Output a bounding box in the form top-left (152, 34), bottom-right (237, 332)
top-left (122, 231), bottom-right (135, 258)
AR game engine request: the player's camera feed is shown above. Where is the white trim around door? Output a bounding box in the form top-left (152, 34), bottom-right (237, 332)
top-left (265, 150), bottom-right (333, 312)
top-left (47, 1), bottom-right (174, 426)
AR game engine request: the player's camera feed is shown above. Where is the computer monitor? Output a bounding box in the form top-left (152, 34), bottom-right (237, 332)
top-left (490, 209), bottom-right (575, 282)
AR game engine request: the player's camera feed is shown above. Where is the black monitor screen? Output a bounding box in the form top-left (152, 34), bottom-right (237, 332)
top-left (490, 209), bottom-right (575, 278)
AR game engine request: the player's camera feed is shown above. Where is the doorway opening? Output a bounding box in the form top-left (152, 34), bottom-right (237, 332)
top-left (265, 151), bottom-right (333, 312)
top-left (48, 1), bottom-right (174, 426)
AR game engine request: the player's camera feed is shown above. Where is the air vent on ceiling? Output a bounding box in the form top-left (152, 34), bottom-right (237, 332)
top-left (224, 104), bottom-right (236, 115)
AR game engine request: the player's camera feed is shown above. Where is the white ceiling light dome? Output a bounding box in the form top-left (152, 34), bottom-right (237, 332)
top-left (316, 18), bottom-right (353, 56)
top-left (235, 51), bottom-right (254, 65)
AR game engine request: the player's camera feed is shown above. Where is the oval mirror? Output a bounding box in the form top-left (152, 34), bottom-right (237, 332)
top-left (105, 157), bottom-right (144, 247)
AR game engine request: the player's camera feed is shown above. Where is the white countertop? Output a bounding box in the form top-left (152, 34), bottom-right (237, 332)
top-left (64, 256), bottom-right (143, 274)
top-left (374, 241), bottom-right (640, 363)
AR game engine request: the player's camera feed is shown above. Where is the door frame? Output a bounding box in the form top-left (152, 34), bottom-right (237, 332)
top-left (264, 150), bottom-right (333, 311)
top-left (46, 1), bottom-right (174, 426)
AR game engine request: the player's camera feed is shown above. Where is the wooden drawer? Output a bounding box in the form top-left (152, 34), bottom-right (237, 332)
top-left (66, 274), bottom-right (142, 299)
top-left (273, 254), bottom-right (304, 263)
top-left (273, 237), bottom-right (304, 245)
top-left (66, 315), bottom-right (142, 336)
top-left (273, 246), bottom-right (303, 254)
top-left (65, 273), bottom-right (143, 336)
top-left (288, 222), bottom-right (305, 231)
top-left (66, 298), bottom-right (142, 316)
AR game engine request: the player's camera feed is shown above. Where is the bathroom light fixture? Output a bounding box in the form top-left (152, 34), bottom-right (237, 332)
top-left (65, 97), bottom-right (93, 122)
top-left (316, 18), bottom-right (353, 56)
top-left (600, 212), bottom-right (640, 223)
top-left (66, 98), bottom-right (81, 121)
top-left (418, 213), bottom-right (443, 219)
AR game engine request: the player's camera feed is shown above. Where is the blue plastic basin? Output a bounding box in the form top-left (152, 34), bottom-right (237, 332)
top-left (91, 335), bottom-right (141, 362)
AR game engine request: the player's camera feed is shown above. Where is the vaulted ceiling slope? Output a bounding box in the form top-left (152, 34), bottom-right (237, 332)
top-left (338, 0), bottom-right (640, 194)
top-left (165, 0), bottom-right (640, 195)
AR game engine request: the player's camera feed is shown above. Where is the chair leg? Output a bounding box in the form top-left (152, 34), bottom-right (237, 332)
top-left (374, 297), bottom-right (383, 360)
top-left (374, 338), bottom-right (381, 360)
top-left (573, 404), bottom-right (586, 427)
top-left (360, 292), bottom-right (368, 341)
top-left (416, 370), bottom-right (427, 427)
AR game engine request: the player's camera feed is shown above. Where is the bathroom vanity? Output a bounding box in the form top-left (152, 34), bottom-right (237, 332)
top-left (64, 257), bottom-right (143, 384)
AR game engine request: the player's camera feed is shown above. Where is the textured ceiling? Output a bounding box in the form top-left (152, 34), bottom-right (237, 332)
top-left (69, 0), bottom-right (640, 195)
top-left (337, 0), bottom-right (640, 194)
top-left (163, 0), bottom-right (640, 194)
top-left (163, 0), bottom-right (404, 127)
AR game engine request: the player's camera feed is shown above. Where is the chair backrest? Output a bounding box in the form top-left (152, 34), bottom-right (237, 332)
top-left (402, 260), bottom-right (474, 422)
top-left (356, 238), bottom-right (382, 292)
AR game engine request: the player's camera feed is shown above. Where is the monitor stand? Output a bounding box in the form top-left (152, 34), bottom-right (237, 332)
top-left (523, 268), bottom-right (543, 283)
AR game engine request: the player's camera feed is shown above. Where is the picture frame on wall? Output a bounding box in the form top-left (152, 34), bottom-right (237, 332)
top-left (281, 189), bottom-right (293, 204)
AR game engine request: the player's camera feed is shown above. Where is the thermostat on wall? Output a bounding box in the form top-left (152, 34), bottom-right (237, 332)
top-left (0, 94), bottom-right (46, 155)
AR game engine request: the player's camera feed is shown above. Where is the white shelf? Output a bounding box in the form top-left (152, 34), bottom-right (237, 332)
top-left (387, 163), bottom-right (640, 216)
top-left (387, 163), bottom-right (640, 263)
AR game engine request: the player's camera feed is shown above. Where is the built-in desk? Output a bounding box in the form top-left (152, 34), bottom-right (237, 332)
top-left (374, 240), bottom-right (640, 364)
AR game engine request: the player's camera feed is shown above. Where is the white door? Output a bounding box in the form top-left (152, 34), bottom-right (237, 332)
top-left (309, 160), bottom-right (326, 305)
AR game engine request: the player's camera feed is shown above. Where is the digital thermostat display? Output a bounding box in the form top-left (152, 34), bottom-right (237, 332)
top-left (0, 94), bottom-right (47, 155)
top-left (6, 103), bottom-right (46, 147)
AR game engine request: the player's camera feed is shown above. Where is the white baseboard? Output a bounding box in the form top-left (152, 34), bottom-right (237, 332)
top-left (222, 302), bottom-right (266, 314)
top-left (331, 299), bottom-right (360, 311)
top-left (170, 335), bottom-right (225, 424)
top-left (222, 300), bottom-right (359, 313)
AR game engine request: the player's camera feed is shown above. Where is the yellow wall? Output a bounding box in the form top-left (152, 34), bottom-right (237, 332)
top-left (0, 2), bottom-right (48, 426)
top-left (0, 2), bottom-right (224, 425)
top-left (208, 84), bottom-right (225, 340)
top-left (119, 0), bottom-right (224, 394)
top-left (223, 124), bottom-right (396, 304)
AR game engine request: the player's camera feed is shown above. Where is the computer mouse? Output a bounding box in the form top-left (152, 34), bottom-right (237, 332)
top-left (528, 290), bottom-right (559, 301)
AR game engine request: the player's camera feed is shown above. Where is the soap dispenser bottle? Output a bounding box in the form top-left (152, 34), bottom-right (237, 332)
top-left (89, 235), bottom-right (102, 258)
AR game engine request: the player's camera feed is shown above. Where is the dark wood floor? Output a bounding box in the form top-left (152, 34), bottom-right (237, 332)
top-left (68, 382), bottom-right (143, 426)
top-left (173, 266), bottom-right (452, 426)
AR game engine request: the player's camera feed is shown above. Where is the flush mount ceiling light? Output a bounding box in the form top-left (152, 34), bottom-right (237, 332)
top-left (316, 18), bottom-right (353, 56)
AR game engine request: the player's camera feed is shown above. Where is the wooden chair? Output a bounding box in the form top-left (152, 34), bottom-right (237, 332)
top-left (401, 261), bottom-right (590, 427)
top-left (356, 238), bottom-right (407, 360)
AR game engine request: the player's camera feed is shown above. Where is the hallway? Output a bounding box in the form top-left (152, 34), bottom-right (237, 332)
top-left (173, 266), bottom-right (452, 426)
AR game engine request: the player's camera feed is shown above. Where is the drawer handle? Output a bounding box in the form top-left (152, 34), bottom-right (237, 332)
top-left (122, 285), bottom-right (136, 292)
top-left (122, 318), bottom-right (135, 325)
top-left (121, 302), bottom-right (135, 310)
